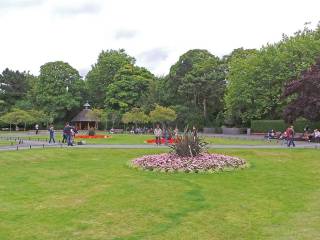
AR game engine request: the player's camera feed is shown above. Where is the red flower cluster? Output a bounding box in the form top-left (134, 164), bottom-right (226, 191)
top-left (75, 135), bottom-right (111, 139)
top-left (145, 138), bottom-right (176, 144)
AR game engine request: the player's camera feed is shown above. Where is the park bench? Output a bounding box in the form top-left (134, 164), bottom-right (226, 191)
top-left (110, 129), bottom-right (124, 134)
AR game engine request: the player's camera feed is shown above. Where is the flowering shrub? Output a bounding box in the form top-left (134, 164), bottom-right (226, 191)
top-left (132, 153), bottom-right (246, 173)
top-left (75, 135), bottom-right (111, 139)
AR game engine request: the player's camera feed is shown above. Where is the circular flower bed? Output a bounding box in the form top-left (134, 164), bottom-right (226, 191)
top-left (132, 153), bottom-right (246, 173)
top-left (75, 134), bottom-right (111, 139)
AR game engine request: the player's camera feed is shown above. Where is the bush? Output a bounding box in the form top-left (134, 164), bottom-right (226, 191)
top-left (170, 131), bottom-right (207, 157)
top-left (251, 119), bottom-right (320, 133)
top-left (88, 128), bottom-right (95, 136)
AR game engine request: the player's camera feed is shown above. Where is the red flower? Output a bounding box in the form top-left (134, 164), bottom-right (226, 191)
top-left (75, 135), bottom-right (111, 139)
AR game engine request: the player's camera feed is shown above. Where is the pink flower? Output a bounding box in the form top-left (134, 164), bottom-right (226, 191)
top-left (132, 153), bottom-right (246, 172)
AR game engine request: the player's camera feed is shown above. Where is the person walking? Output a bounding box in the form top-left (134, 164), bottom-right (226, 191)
top-left (154, 124), bottom-right (162, 145)
top-left (163, 127), bottom-right (170, 145)
top-left (48, 125), bottom-right (55, 143)
top-left (286, 125), bottom-right (295, 147)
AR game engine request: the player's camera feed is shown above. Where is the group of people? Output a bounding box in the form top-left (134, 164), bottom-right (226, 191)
top-left (45, 122), bottom-right (78, 146)
top-left (153, 125), bottom-right (197, 145)
top-left (62, 123), bottom-right (78, 146)
top-left (304, 127), bottom-right (320, 143)
top-left (267, 125), bottom-right (296, 147)
top-left (267, 125), bottom-right (320, 147)
top-left (153, 125), bottom-right (176, 145)
top-left (129, 126), bottom-right (154, 134)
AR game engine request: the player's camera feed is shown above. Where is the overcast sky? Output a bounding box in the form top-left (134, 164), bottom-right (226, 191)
top-left (0, 0), bottom-right (319, 77)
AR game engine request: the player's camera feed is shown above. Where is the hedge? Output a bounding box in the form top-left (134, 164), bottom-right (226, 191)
top-left (251, 120), bottom-right (320, 133)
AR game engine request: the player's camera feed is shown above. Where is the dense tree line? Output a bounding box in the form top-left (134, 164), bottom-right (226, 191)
top-left (224, 24), bottom-right (320, 126)
top-left (1, 24), bottom-right (320, 129)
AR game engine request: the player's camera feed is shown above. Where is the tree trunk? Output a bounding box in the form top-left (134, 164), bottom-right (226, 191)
top-left (203, 98), bottom-right (207, 122)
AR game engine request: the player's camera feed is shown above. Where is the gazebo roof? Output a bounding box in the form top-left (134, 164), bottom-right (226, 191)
top-left (71, 102), bottom-right (99, 122)
top-left (71, 109), bottom-right (99, 122)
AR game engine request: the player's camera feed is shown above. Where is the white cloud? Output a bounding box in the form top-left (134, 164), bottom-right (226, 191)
top-left (0, 0), bottom-right (44, 9)
top-left (0, 0), bottom-right (319, 76)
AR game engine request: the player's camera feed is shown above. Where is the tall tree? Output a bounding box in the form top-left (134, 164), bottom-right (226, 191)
top-left (166, 49), bottom-right (226, 126)
top-left (105, 65), bottom-right (154, 113)
top-left (0, 108), bottom-right (34, 131)
top-left (224, 25), bottom-right (320, 126)
top-left (0, 68), bottom-right (29, 111)
top-left (121, 108), bottom-right (149, 127)
top-left (282, 58), bottom-right (320, 122)
top-left (149, 105), bottom-right (177, 126)
top-left (32, 61), bottom-right (84, 121)
top-left (86, 49), bottom-right (135, 107)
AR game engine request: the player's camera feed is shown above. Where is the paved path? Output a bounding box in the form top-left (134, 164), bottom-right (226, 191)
top-left (1, 140), bottom-right (320, 152)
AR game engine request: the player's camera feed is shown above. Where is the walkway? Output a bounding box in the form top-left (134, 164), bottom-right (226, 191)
top-left (0, 140), bottom-right (320, 152)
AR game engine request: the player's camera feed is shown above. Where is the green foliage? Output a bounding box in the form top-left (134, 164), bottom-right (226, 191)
top-left (173, 105), bottom-right (204, 128)
top-left (0, 68), bottom-right (29, 112)
top-left (0, 108), bottom-right (34, 128)
top-left (225, 25), bottom-right (320, 126)
top-left (105, 65), bottom-right (154, 112)
top-left (149, 105), bottom-right (177, 124)
top-left (106, 109), bottom-right (122, 128)
top-left (251, 119), bottom-right (320, 133)
top-left (86, 49), bottom-right (135, 108)
top-left (27, 109), bottom-right (52, 124)
top-left (166, 49), bottom-right (226, 127)
top-left (121, 108), bottom-right (149, 126)
top-left (92, 108), bottom-right (107, 122)
top-left (31, 61), bottom-right (84, 121)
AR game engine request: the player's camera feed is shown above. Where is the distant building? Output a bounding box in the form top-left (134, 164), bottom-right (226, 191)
top-left (71, 101), bottom-right (99, 130)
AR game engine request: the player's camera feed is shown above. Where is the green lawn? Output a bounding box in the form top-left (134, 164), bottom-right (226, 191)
top-left (205, 136), bottom-right (277, 145)
top-left (1, 148), bottom-right (319, 239)
top-left (0, 140), bottom-right (15, 146)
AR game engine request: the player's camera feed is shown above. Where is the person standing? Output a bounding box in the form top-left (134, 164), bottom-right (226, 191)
top-left (286, 125), bottom-right (295, 147)
top-left (314, 129), bottom-right (320, 143)
top-left (48, 125), bottom-right (55, 143)
top-left (174, 127), bottom-right (179, 139)
top-left (62, 123), bottom-right (68, 143)
top-left (35, 124), bottom-right (39, 135)
top-left (64, 123), bottom-right (73, 146)
top-left (154, 124), bottom-right (162, 145)
top-left (163, 127), bottom-right (170, 145)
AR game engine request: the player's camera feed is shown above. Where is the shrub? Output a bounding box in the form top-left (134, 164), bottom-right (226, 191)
top-left (88, 128), bottom-right (95, 136)
top-left (170, 130), bottom-right (207, 157)
top-left (251, 119), bottom-right (320, 133)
